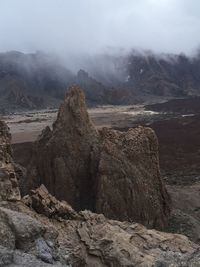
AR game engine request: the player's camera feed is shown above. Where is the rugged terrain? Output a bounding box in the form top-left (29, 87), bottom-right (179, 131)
top-left (127, 51), bottom-right (200, 97)
top-left (2, 50), bottom-right (200, 113)
top-left (8, 95), bottom-right (200, 245)
top-left (25, 86), bottom-right (170, 229)
top-left (1, 104), bottom-right (200, 266)
top-left (0, 51), bottom-right (116, 112)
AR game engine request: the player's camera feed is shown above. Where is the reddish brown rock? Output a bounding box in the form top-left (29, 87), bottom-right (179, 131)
top-left (33, 87), bottom-right (100, 211)
top-left (28, 86), bottom-right (170, 229)
top-left (96, 126), bottom-right (170, 228)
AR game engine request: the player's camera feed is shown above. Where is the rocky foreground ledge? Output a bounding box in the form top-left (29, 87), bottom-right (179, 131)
top-left (0, 87), bottom-right (200, 266)
top-left (0, 184), bottom-right (200, 266)
top-left (0, 178), bottom-right (200, 267)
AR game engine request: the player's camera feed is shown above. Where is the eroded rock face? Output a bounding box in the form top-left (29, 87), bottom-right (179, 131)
top-left (0, 186), bottom-right (200, 267)
top-left (28, 86), bottom-right (170, 229)
top-left (72, 211), bottom-right (200, 266)
top-left (33, 87), bottom-right (100, 211)
top-left (0, 121), bottom-right (20, 201)
top-left (96, 126), bottom-right (170, 228)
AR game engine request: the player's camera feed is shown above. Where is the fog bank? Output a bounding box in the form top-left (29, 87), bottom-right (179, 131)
top-left (0, 0), bottom-right (199, 59)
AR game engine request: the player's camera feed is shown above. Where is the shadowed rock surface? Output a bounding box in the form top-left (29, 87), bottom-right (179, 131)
top-left (96, 126), bottom-right (170, 228)
top-left (28, 86), bottom-right (170, 229)
top-left (31, 87), bottom-right (100, 211)
top-left (0, 121), bottom-right (20, 201)
top-left (24, 184), bottom-right (81, 220)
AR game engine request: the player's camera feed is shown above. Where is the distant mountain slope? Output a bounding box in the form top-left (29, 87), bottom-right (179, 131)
top-left (0, 51), bottom-right (134, 113)
top-left (1, 50), bottom-right (200, 112)
top-left (126, 51), bottom-right (200, 97)
top-left (0, 51), bottom-right (74, 112)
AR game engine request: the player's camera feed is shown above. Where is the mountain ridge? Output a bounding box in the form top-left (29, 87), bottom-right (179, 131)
top-left (1, 50), bottom-right (200, 112)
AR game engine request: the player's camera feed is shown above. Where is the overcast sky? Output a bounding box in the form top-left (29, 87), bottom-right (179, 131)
top-left (0, 0), bottom-right (199, 56)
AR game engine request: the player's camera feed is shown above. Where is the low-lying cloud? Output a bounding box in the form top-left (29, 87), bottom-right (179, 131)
top-left (0, 0), bottom-right (200, 57)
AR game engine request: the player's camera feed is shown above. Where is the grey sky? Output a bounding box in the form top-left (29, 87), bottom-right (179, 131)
top-left (0, 0), bottom-right (199, 55)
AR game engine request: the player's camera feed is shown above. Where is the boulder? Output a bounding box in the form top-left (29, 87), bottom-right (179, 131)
top-left (0, 206), bottom-right (61, 265)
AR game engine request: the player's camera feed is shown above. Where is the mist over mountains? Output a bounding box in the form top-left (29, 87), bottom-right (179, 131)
top-left (1, 0), bottom-right (200, 55)
top-left (0, 0), bottom-right (200, 113)
top-left (1, 49), bottom-right (200, 113)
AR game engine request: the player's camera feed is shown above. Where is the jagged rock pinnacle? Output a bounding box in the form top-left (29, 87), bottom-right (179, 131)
top-left (28, 86), bottom-right (170, 229)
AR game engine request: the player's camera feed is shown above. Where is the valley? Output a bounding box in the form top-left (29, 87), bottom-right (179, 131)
top-left (3, 105), bottom-right (158, 143)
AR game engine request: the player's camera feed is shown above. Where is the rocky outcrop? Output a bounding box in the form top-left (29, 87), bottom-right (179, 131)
top-left (0, 184), bottom-right (200, 267)
top-left (33, 87), bottom-right (100, 211)
top-left (70, 211), bottom-right (200, 266)
top-left (0, 121), bottom-right (20, 201)
top-left (24, 184), bottom-right (80, 220)
top-left (96, 126), bottom-right (169, 228)
top-left (0, 127), bottom-right (199, 267)
top-left (28, 86), bottom-right (170, 229)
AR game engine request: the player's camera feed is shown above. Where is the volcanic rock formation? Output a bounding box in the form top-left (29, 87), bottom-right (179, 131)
top-left (28, 86), bottom-right (170, 229)
top-left (0, 119), bottom-right (200, 266)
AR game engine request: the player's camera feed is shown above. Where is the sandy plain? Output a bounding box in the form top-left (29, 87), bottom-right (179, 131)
top-left (2, 105), bottom-right (158, 144)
